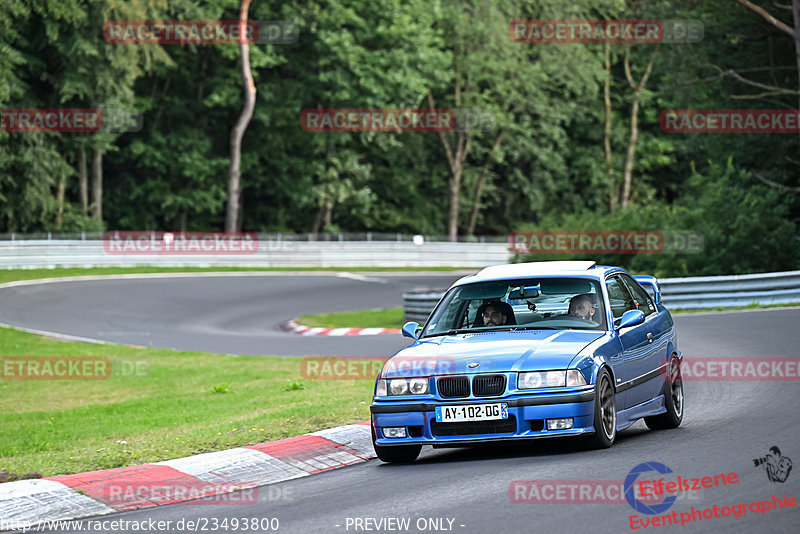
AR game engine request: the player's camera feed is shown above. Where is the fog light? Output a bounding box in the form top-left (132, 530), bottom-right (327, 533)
top-left (382, 427), bottom-right (407, 438)
top-left (546, 418), bottom-right (574, 430)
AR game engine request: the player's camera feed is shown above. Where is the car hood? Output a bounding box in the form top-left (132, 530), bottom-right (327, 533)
top-left (382, 330), bottom-right (605, 378)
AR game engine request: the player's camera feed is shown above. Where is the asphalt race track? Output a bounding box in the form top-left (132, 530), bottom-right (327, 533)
top-left (1, 274), bottom-right (799, 533)
top-left (0, 273), bottom-right (466, 357)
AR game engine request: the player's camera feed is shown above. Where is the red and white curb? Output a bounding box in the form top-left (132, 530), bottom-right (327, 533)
top-left (284, 319), bottom-right (400, 336)
top-left (0, 423), bottom-right (374, 528)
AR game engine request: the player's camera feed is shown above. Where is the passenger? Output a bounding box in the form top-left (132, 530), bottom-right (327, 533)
top-left (568, 293), bottom-right (597, 321)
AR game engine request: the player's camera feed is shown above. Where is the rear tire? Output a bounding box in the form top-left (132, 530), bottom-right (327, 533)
top-left (645, 356), bottom-right (684, 430)
top-left (585, 368), bottom-right (617, 449)
top-left (371, 425), bottom-right (421, 463)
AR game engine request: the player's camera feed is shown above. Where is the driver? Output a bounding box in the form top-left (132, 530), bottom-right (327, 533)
top-left (475, 301), bottom-right (516, 327)
top-left (568, 294), bottom-right (596, 321)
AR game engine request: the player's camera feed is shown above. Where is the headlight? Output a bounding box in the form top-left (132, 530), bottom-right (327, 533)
top-left (389, 379), bottom-right (409, 395)
top-left (378, 378), bottom-right (429, 396)
top-left (518, 369), bottom-right (586, 389)
top-left (408, 378), bottom-right (428, 394)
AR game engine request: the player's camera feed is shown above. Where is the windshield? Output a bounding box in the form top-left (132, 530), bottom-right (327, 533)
top-left (422, 277), bottom-right (606, 337)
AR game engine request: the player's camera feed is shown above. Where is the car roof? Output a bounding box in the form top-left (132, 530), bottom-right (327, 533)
top-left (453, 261), bottom-right (622, 286)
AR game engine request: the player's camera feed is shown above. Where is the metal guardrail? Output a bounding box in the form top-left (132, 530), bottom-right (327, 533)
top-left (0, 238), bottom-right (511, 269)
top-left (0, 232), bottom-right (510, 243)
top-left (402, 270), bottom-right (800, 321)
top-left (2, 237), bottom-right (797, 312)
top-left (658, 270), bottom-right (800, 309)
top-left (403, 291), bottom-right (448, 324)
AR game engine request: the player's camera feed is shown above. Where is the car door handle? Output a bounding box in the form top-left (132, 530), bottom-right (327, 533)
top-left (647, 332), bottom-right (654, 343)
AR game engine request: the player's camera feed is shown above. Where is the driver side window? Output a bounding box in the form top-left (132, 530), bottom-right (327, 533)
top-left (605, 276), bottom-right (636, 319)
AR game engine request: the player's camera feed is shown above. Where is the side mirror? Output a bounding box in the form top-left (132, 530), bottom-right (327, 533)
top-left (616, 309), bottom-right (645, 330)
top-left (402, 321), bottom-right (422, 339)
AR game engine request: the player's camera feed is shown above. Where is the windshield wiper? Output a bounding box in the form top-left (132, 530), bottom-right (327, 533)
top-left (422, 327), bottom-right (492, 338)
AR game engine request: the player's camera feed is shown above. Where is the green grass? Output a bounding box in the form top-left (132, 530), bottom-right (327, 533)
top-left (0, 326), bottom-right (375, 478)
top-left (295, 302), bottom-right (799, 329)
top-left (0, 266), bottom-right (465, 286)
top-left (671, 301), bottom-right (800, 314)
top-left (297, 308), bottom-right (405, 329)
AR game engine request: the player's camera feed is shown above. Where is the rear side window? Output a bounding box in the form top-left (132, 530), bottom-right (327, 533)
top-left (620, 275), bottom-right (656, 316)
top-left (605, 276), bottom-right (636, 319)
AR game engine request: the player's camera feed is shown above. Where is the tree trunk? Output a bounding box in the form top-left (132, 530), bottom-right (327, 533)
top-left (621, 97), bottom-right (640, 209)
top-left (91, 148), bottom-right (103, 221)
top-left (322, 202), bottom-right (332, 241)
top-left (604, 42), bottom-right (616, 212)
top-left (226, 0), bottom-right (256, 232)
top-left (621, 48), bottom-right (656, 209)
top-left (793, 0), bottom-right (800, 114)
top-left (78, 146), bottom-right (88, 216)
top-left (55, 173), bottom-right (66, 230)
top-left (311, 205), bottom-right (323, 237)
top-left (447, 170), bottom-right (462, 241)
top-left (428, 92), bottom-right (471, 242)
top-left (467, 131), bottom-right (504, 237)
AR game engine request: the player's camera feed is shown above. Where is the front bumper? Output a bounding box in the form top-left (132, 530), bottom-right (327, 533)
top-left (371, 388), bottom-right (596, 446)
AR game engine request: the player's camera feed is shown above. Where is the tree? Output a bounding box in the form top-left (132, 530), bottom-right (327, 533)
top-left (620, 46), bottom-right (658, 209)
top-left (733, 0), bottom-right (800, 111)
top-left (226, 0), bottom-right (256, 232)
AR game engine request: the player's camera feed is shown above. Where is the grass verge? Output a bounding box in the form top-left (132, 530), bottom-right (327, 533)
top-left (0, 266), bottom-right (465, 286)
top-left (0, 326), bottom-right (373, 478)
top-left (671, 301), bottom-right (800, 314)
top-left (294, 302), bottom-right (800, 328)
top-left (297, 308), bottom-right (404, 329)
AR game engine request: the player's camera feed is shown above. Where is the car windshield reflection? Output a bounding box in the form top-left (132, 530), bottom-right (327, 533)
top-left (422, 277), bottom-right (606, 337)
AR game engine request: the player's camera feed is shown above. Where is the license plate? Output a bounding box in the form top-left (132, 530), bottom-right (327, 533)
top-left (435, 403), bottom-right (508, 422)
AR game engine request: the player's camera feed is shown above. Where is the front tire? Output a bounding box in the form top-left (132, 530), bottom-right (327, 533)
top-left (645, 356), bottom-right (684, 430)
top-left (585, 368), bottom-right (617, 449)
top-left (371, 424), bottom-right (421, 463)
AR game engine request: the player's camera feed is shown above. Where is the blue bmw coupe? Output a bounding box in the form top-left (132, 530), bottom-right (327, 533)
top-left (370, 261), bottom-right (684, 463)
